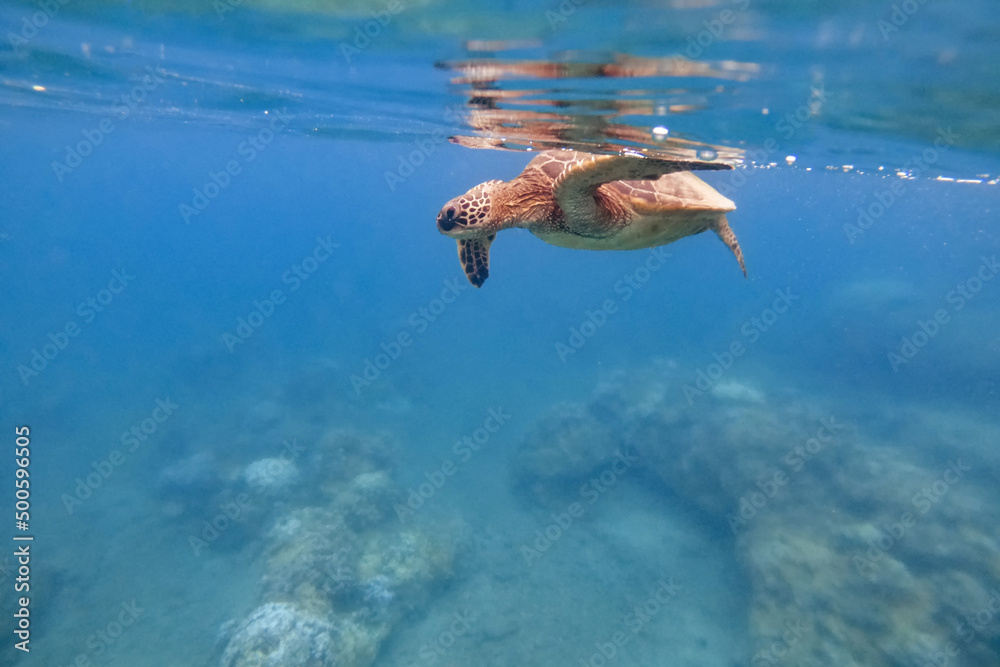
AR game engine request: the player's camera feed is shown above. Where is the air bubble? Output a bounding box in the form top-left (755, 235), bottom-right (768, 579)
top-left (697, 148), bottom-right (718, 161)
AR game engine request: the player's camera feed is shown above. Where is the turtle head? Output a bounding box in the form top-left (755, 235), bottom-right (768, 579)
top-left (436, 180), bottom-right (504, 239)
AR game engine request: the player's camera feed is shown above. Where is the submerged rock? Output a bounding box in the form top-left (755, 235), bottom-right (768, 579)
top-left (514, 366), bottom-right (1000, 667)
top-left (512, 402), bottom-right (623, 505)
top-left (356, 528), bottom-right (454, 596)
top-left (331, 471), bottom-right (399, 530)
top-left (259, 507), bottom-right (356, 613)
top-left (226, 448), bottom-right (460, 667)
top-left (243, 457), bottom-right (300, 496)
top-left (219, 602), bottom-right (339, 667)
top-left (310, 429), bottom-right (398, 501)
top-left (710, 379), bottom-right (765, 404)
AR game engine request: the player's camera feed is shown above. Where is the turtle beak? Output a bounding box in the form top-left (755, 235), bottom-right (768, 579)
top-left (437, 206), bottom-right (460, 234)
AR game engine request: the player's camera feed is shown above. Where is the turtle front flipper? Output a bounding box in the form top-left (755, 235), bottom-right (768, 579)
top-left (713, 216), bottom-right (747, 278)
top-left (457, 234), bottom-right (495, 287)
top-left (552, 153), bottom-right (733, 219)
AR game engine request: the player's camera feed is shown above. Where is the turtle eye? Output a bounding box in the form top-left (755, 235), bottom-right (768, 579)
top-left (447, 207), bottom-right (456, 219)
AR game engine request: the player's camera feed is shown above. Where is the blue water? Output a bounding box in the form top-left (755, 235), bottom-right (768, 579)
top-left (2, 1), bottom-right (1000, 666)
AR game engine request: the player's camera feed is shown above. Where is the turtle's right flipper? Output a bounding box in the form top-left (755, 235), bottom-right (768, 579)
top-left (457, 234), bottom-right (494, 287)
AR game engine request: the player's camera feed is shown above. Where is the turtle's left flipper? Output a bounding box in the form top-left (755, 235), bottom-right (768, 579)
top-left (553, 153), bottom-right (732, 201)
top-left (713, 215), bottom-right (747, 278)
top-left (457, 234), bottom-right (494, 287)
top-left (553, 153), bottom-right (733, 224)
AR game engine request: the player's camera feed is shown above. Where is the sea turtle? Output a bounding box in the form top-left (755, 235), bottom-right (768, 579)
top-left (436, 150), bottom-right (746, 287)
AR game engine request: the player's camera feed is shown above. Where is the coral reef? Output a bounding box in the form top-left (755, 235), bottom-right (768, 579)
top-left (514, 364), bottom-right (1000, 667)
top-left (243, 457), bottom-right (300, 496)
top-left (219, 602), bottom-right (339, 667)
top-left (356, 529), bottom-right (454, 599)
top-left (311, 429), bottom-right (397, 493)
top-left (330, 471), bottom-right (400, 530)
top-left (258, 507), bottom-right (355, 613)
top-left (219, 429), bottom-right (458, 667)
top-left (513, 402), bottom-right (621, 498)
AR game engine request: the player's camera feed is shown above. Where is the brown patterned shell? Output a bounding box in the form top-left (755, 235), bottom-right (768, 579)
top-left (510, 150), bottom-right (745, 275)
top-left (524, 149), bottom-right (735, 214)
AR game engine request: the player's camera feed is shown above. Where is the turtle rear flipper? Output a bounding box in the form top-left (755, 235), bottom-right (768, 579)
top-left (713, 216), bottom-right (747, 277)
top-left (457, 234), bottom-right (494, 287)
